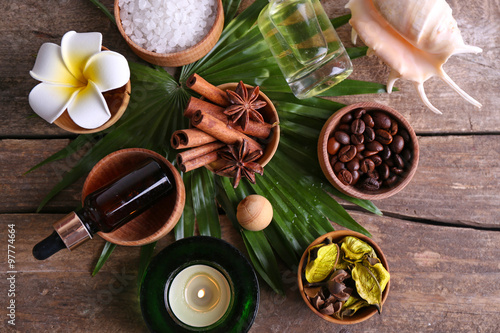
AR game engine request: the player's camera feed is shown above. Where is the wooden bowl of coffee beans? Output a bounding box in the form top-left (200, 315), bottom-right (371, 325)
top-left (318, 102), bottom-right (419, 200)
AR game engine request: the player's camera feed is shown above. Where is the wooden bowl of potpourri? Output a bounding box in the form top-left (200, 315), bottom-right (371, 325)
top-left (114, 0), bottom-right (224, 67)
top-left (318, 102), bottom-right (419, 200)
top-left (298, 230), bottom-right (390, 324)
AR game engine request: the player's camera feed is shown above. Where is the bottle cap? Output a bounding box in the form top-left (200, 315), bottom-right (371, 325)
top-left (53, 211), bottom-right (92, 250)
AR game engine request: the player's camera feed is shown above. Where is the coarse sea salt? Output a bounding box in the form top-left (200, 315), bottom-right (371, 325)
top-left (119, 0), bottom-right (217, 54)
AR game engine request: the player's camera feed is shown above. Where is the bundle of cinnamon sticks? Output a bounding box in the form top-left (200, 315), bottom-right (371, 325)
top-left (171, 73), bottom-right (277, 176)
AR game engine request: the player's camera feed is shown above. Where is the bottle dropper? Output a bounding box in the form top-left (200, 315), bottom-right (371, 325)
top-left (33, 158), bottom-right (173, 260)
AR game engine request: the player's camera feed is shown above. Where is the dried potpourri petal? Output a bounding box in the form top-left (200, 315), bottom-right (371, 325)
top-left (224, 81), bottom-right (267, 131)
top-left (326, 270), bottom-right (353, 302)
top-left (303, 286), bottom-right (322, 299)
top-left (305, 242), bottom-right (339, 283)
top-left (215, 139), bottom-right (263, 188)
top-left (362, 258), bottom-right (390, 293)
top-left (337, 296), bottom-right (368, 319)
top-left (351, 262), bottom-right (383, 312)
top-left (340, 236), bottom-right (377, 262)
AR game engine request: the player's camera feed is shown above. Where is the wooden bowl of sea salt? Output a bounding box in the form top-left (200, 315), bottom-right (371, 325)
top-left (114, 0), bottom-right (224, 67)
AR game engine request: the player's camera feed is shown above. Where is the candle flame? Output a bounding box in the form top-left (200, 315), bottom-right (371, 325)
top-left (197, 288), bottom-right (205, 299)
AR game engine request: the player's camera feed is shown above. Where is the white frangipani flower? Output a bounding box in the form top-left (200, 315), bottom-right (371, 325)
top-left (29, 31), bottom-right (130, 129)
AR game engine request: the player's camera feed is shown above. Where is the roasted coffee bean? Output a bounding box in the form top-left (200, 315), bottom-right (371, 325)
top-left (351, 170), bottom-right (360, 185)
top-left (360, 158), bottom-right (375, 173)
top-left (385, 175), bottom-right (398, 187)
top-left (347, 158), bottom-right (360, 172)
top-left (363, 150), bottom-right (379, 157)
top-left (362, 114), bottom-right (374, 128)
top-left (393, 154), bottom-right (405, 169)
top-left (330, 155), bottom-right (338, 166)
top-left (379, 163), bottom-right (390, 180)
top-left (360, 177), bottom-right (380, 191)
top-left (372, 111), bottom-right (391, 129)
top-left (390, 119), bottom-right (399, 135)
top-left (351, 134), bottom-right (364, 145)
top-left (327, 137), bottom-right (341, 155)
top-left (330, 108), bottom-right (413, 192)
top-left (354, 108), bottom-right (366, 119)
top-left (399, 128), bottom-right (410, 143)
top-left (340, 113), bottom-right (353, 124)
top-left (364, 127), bottom-right (375, 142)
top-left (337, 169), bottom-right (353, 185)
top-left (335, 131), bottom-right (350, 145)
top-left (371, 155), bottom-right (383, 167)
top-left (401, 148), bottom-right (412, 162)
top-left (338, 145), bottom-right (357, 162)
top-left (367, 170), bottom-right (379, 180)
top-left (391, 167), bottom-right (404, 175)
top-left (366, 140), bottom-right (383, 152)
top-left (390, 135), bottom-right (404, 154)
top-left (380, 145), bottom-right (392, 160)
top-left (351, 119), bottom-right (366, 135)
top-left (333, 161), bottom-right (345, 173)
top-left (338, 124), bottom-right (351, 133)
top-left (375, 129), bottom-right (393, 145)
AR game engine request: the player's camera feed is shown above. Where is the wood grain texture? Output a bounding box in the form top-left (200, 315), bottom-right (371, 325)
top-left (0, 139), bottom-right (82, 213)
top-left (2, 213), bottom-right (499, 332)
top-left (322, 0), bottom-right (500, 134)
top-left (1, 0), bottom-right (499, 332)
top-left (2, 136), bottom-right (497, 227)
top-left (373, 135), bottom-right (500, 228)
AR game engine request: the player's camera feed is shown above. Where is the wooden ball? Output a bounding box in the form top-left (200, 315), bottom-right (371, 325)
top-left (236, 195), bottom-right (273, 231)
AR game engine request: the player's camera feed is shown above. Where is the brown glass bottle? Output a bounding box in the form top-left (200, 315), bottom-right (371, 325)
top-left (33, 158), bottom-right (173, 260)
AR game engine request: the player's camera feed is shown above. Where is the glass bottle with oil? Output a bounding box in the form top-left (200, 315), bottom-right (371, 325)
top-left (258, 0), bottom-right (353, 99)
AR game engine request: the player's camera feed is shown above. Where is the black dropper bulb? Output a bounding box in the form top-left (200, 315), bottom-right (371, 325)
top-left (33, 231), bottom-right (67, 260)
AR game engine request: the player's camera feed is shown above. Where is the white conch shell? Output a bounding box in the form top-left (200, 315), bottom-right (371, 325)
top-left (345, 0), bottom-right (483, 114)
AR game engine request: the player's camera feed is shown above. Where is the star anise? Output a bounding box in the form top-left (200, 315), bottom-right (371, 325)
top-left (224, 81), bottom-right (267, 131)
top-left (215, 139), bottom-right (264, 188)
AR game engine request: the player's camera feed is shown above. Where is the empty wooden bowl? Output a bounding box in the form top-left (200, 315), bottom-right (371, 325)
top-left (114, 0), bottom-right (224, 67)
top-left (318, 102), bottom-right (419, 200)
top-left (82, 148), bottom-right (185, 246)
top-left (298, 230), bottom-right (390, 325)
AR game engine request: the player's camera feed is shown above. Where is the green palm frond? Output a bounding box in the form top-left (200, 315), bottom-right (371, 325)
top-left (33, 0), bottom-right (388, 294)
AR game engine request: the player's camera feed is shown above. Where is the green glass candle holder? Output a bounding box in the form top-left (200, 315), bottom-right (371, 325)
top-left (140, 236), bottom-right (259, 332)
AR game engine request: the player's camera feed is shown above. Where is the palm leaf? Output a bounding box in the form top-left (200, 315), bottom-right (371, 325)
top-left (191, 167), bottom-right (221, 238)
top-left (40, 0), bottom-right (387, 292)
top-left (92, 242), bottom-right (117, 276)
top-left (174, 172), bottom-right (196, 239)
top-left (216, 176), bottom-right (284, 294)
top-left (137, 242), bottom-right (157, 290)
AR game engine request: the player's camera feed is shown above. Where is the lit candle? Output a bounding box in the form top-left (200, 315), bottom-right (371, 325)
top-left (166, 264), bottom-right (231, 327)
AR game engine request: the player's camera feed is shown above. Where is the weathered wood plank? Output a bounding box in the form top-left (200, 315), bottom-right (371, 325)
top-left (2, 135), bottom-right (498, 228)
top-left (323, 0), bottom-right (500, 135)
top-left (372, 135), bottom-right (500, 228)
top-left (0, 139), bottom-right (82, 213)
top-left (2, 212), bottom-right (499, 332)
top-left (1, 0), bottom-right (498, 137)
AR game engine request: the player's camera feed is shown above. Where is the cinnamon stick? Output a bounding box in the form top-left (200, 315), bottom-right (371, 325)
top-left (176, 142), bottom-right (226, 165)
top-left (171, 128), bottom-right (217, 149)
top-left (186, 73), bottom-right (230, 107)
top-left (191, 110), bottom-right (263, 152)
top-left (184, 96), bottom-right (226, 119)
top-left (185, 96), bottom-right (273, 139)
top-left (179, 151), bottom-right (220, 173)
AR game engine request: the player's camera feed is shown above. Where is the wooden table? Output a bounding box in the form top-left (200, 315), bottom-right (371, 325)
top-left (1, 0), bottom-right (499, 331)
